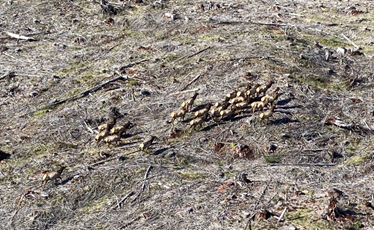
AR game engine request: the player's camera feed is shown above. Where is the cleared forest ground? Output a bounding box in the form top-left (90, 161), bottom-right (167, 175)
top-left (1, 0), bottom-right (374, 229)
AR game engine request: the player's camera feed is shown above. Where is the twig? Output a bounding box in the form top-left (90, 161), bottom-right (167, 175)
top-left (363, 119), bottom-right (372, 131)
top-left (245, 178), bottom-right (272, 230)
top-left (111, 191), bottom-right (135, 210)
top-left (3, 52), bottom-right (16, 59)
top-left (228, 56), bottom-right (265, 61)
top-left (20, 76), bottom-right (128, 118)
top-left (172, 46), bottom-right (211, 63)
top-left (341, 33), bottom-right (359, 50)
top-left (8, 209), bottom-right (18, 228)
top-left (275, 207), bottom-right (287, 222)
top-left (4, 31), bottom-right (37, 41)
top-left (208, 18), bottom-right (288, 27)
top-left (300, 148), bottom-right (328, 152)
top-left (179, 73), bottom-right (202, 91)
top-left (131, 165), bottom-right (153, 203)
top-left (80, 116), bottom-right (96, 134)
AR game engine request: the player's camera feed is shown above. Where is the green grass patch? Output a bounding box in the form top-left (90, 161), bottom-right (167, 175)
top-left (128, 79), bottom-right (139, 86)
top-left (264, 154), bottom-right (279, 163)
top-left (178, 171), bottom-right (208, 180)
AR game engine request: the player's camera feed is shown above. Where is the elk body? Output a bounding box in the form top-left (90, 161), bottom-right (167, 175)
top-left (180, 92), bottom-right (199, 112)
top-left (261, 87), bottom-right (279, 104)
top-left (189, 116), bottom-right (206, 130)
top-left (251, 98), bottom-right (268, 113)
top-left (95, 129), bottom-right (109, 144)
top-left (98, 114), bottom-right (116, 132)
top-left (260, 105), bottom-right (275, 121)
top-left (139, 136), bottom-right (156, 151)
top-left (170, 108), bottom-right (187, 124)
top-left (220, 108), bottom-right (234, 120)
top-left (104, 135), bottom-right (121, 145)
top-left (110, 121), bottom-right (131, 136)
top-left (194, 103), bottom-right (212, 118)
top-left (256, 80), bottom-right (274, 97)
top-left (229, 96), bottom-right (246, 105)
top-left (245, 84), bottom-right (260, 98)
top-left (232, 101), bottom-right (249, 111)
top-left (225, 89), bottom-right (238, 101)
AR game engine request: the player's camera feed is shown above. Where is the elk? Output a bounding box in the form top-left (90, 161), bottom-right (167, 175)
top-left (170, 107), bottom-right (187, 124)
top-left (139, 135), bottom-right (156, 151)
top-left (259, 105), bottom-right (275, 121)
top-left (180, 92), bottom-right (199, 112)
top-left (194, 103), bottom-right (212, 118)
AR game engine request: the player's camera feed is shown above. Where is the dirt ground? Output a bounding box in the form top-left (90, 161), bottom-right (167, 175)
top-left (1, 0), bottom-right (374, 229)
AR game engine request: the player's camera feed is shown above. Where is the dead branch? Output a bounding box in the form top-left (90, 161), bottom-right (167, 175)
top-left (131, 165), bottom-right (153, 203)
top-left (341, 33), bottom-right (359, 50)
top-left (172, 46), bottom-right (211, 63)
top-left (119, 59), bottom-right (149, 73)
top-left (4, 31), bottom-right (37, 41)
top-left (179, 74), bottom-right (202, 91)
top-left (20, 75), bottom-right (128, 118)
top-left (228, 56), bottom-right (266, 61)
top-left (46, 75), bottom-right (128, 107)
top-left (88, 156), bottom-right (117, 167)
top-left (111, 191), bottom-right (135, 210)
top-left (268, 163), bottom-right (336, 167)
top-left (208, 18), bottom-right (288, 27)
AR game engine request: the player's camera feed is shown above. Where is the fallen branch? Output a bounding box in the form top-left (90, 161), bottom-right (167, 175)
top-left (228, 56), bottom-right (266, 61)
top-left (48, 75), bottom-right (128, 107)
top-left (341, 33), bottom-right (359, 50)
top-left (4, 31), bottom-right (37, 41)
top-left (172, 46), bottom-right (211, 63)
top-left (268, 163), bottom-right (336, 167)
top-left (119, 59), bottom-right (149, 73)
top-left (81, 116), bottom-right (96, 134)
top-left (131, 165), bottom-right (153, 203)
top-left (111, 191), bottom-right (135, 210)
top-left (179, 73), bottom-right (202, 91)
top-left (88, 156), bottom-right (117, 167)
top-left (20, 75), bottom-right (128, 117)
top-left (208, 18), bottom-right (288, 27)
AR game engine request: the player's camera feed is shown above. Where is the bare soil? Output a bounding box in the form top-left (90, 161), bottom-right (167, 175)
top-left (1, 0), bottom-right (374, 229)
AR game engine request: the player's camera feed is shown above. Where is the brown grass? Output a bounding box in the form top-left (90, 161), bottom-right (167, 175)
top-left (1, 0), bottom-right (374, 229)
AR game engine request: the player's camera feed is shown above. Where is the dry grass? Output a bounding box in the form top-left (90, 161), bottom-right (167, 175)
top-left (1, 0), bottom-right (374, 229)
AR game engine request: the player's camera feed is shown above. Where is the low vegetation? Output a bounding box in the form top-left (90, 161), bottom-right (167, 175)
top-left (1, 0), bottom-right (374, 229)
